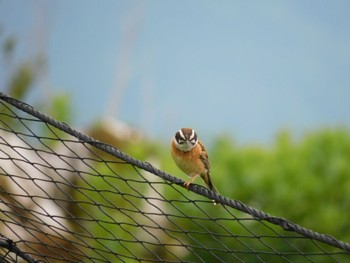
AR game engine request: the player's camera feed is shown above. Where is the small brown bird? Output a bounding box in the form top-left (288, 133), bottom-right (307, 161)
top-left (171, 128), bottom-right (219, 205)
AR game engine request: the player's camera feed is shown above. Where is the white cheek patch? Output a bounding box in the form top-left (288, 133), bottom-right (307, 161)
top-left (190, 140), bottom-right (198, 148)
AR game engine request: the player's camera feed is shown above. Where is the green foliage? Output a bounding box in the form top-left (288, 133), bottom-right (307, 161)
top-left (0, 27), bottom-right (72, 138)
top-left (120, 128), bottom-right (350, 261)
top-left (2, 26), bottom-right (348, 259)
top-left (2, 35), bottom-right (16, 63)
top-left (210, 129), bottom-right (350, 251)
top-left (7, 63), bottom-right (34, 98)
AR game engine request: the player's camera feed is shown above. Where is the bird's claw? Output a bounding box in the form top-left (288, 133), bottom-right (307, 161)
top-left (183, 182), bottom-right (191, 190)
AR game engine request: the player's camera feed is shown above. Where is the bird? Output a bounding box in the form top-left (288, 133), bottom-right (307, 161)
top-left (171, 128), bottom-right (219, 205)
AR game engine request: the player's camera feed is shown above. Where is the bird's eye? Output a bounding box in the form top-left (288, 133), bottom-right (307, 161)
top-left (177, 139), bottom-right (185, 144)
top-left (190, 139), bottom-right (197, 144)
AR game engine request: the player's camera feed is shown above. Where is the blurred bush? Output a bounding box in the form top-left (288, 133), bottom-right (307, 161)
top-left (210, 128), bottom-right (350, 241)
top-left (122, 128), bottom-right (350, 261)
top-left (2, 23), bottom-right (348, 262)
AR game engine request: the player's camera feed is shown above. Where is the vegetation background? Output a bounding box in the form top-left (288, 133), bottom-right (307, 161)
top-left (1, 3), bottom-right (350, 261)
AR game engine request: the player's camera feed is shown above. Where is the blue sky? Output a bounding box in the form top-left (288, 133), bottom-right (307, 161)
top-left (1, 0), bottom-right (350, 144)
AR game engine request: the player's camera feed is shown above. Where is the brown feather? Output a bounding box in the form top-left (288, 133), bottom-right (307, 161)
top-left (172, 131), bottom-right (220, 205)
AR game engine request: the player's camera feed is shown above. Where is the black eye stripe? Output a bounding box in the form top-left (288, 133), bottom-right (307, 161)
top-left (175, 129), bottom-right (198, 145)
top-left (175, 131), bottom-right (186, 144)
top-left (190, 138), bottom-right (197, 145)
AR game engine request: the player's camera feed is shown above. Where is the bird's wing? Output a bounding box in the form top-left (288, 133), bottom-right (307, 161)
top-left (198, 140), bottom-right (210, 171)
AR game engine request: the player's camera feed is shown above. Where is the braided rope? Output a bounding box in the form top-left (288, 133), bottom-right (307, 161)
top-left (1, 91), bottom-right (349, 253)
top-left (0, 234), bottom-right (38, 263)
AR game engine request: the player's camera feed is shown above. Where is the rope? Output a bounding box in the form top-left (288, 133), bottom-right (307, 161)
top-left (0, 234), bottom-right (38, 263)
top-left (0, 91), bottom-right (349, 254)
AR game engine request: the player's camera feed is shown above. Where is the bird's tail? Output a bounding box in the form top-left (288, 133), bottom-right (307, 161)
top-left (202, 173), bottom-right (219, 205)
